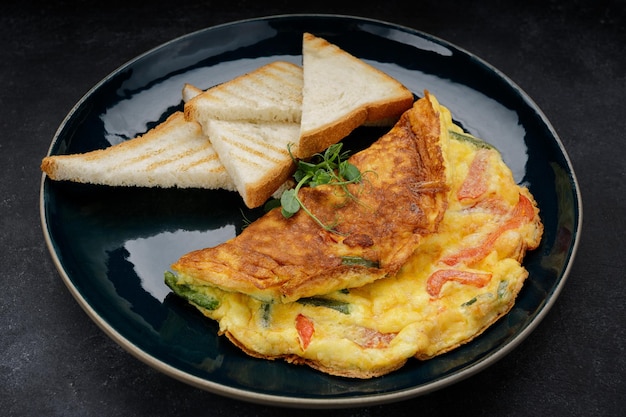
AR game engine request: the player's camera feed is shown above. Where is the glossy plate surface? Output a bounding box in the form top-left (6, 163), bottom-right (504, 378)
top-left (40, 15), bottom-right (581, 408)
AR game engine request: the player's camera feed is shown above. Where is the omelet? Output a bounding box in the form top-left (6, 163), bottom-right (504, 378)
top-left (170, 94), bottom-right (448, 304)
top-left (164, 93), bottom-right (543, 378)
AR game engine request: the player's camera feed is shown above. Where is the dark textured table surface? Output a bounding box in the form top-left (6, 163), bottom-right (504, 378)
top-left (2, 1), bottom-right (624, 416)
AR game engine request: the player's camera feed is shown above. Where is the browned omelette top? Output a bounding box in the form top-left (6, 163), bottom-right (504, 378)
top-left (171, 95), bottom-right (448, 303)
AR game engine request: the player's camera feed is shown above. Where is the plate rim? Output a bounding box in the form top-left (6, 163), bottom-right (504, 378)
top-left (39, 13), bottom-right (583, 408)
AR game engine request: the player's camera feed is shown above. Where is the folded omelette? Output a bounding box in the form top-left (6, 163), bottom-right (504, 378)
top-left (165, 93), bottom-right (543, 378)
top-left (170, 93), bottom-right (448, 304)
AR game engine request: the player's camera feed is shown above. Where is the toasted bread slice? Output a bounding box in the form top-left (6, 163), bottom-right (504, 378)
top-left (205, 119), bottom-right (300, 208)
top-left (41, 112), bottom-right (235, 190)
top-left (184, 61), bottom-right (303, 125)
top-left (296, 33), bottom-right (414, 158)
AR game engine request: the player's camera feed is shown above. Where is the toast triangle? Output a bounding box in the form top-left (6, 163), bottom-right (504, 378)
top-left (296, 32), bottom-right (414, 158)
top-left (41, 112), bottom-right (235, 190)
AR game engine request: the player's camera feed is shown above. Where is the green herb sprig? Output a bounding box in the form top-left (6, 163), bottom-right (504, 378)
top-left (280, 143), bottom-right (363, 232)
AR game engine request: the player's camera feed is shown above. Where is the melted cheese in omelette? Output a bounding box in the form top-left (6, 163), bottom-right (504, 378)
top-left (164, 95), bottom-right (543, 379)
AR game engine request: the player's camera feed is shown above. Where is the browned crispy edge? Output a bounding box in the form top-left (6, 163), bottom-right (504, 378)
top-left (222, 331), bottom-right (408, 379)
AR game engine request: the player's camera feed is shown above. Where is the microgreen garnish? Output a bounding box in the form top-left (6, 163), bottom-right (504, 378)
top-left (240, 208), bottom-right (253, 229)
top-left (280, 143), bottom-right (364, 232)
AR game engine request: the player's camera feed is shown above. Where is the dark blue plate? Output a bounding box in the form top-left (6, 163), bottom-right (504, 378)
top-left (40, 14), bottom-right (582, 408)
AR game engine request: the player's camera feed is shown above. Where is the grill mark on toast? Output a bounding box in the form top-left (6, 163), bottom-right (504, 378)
top-left (231, 153), bottom-right (265, 170)
top-left (146, 144), bottom-right (224, 172)
top-left (218, 129), bottom-right (289, 164)
top-left (184, 61), bottom-right (302, 124)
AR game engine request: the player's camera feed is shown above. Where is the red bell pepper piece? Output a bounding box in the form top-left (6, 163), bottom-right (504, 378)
top-left (442, 193), bottom-right (535, 266)
top-left (426, 269), bottom-right (493, 298)
top-left (458, 149), bottom-right (490, 200)
top-left (295, 314), bottom-right (315, 350)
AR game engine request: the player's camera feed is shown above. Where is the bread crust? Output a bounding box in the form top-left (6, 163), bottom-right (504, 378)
top-left (243, 160), bottom-right (297, 209)
top-left (297, 108), bottom-right (367, 160)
